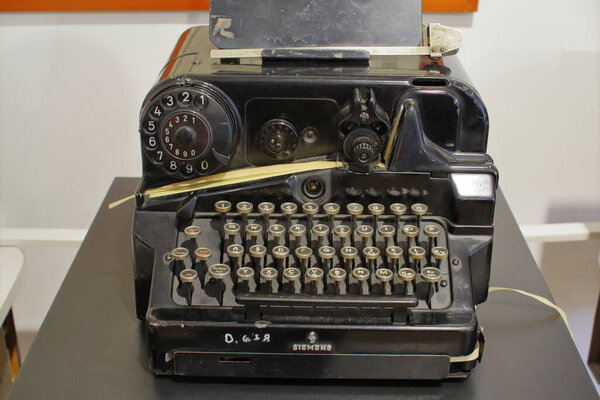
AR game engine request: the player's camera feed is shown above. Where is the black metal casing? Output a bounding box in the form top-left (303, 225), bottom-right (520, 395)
top-left (133, 26), bottom-right (497, 380)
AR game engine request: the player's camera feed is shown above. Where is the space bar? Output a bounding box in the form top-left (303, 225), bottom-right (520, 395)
top-left (236, 293), bottom-right (418, 308)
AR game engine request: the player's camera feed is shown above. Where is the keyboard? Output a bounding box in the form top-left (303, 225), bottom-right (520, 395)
top-left (131, 25), bottom-right (497, 380)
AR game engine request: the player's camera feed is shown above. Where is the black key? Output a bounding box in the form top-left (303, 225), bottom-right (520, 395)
top-left (375, 268), bottom-right (394, 295)
top-left (208, 264), bottom-right (231, 306)
top-left (312, 224), bottom-right (330, 247)
top-left (318, 246), bottom-right (335, 273)
top-left (362, 246), bottom-right (380, 272)
top-left (401, 224), bottom-right (419, 248)
top-left (398, 267), bottom-right (416, 295)
top-left (385, 245), bottom-right (403, 272)
top-left (223, 222), bottom-right (241, 244)
top-left (179, 269), bottom-right (197, 306)
top-left (346, 203), bottom-right (364, 243)
top-left (390, 203), bottom-right (407, 243)
top-left (171, 247), bottom-right (189, 284)
top-left (235, 266), bottom-right (254, 291)
top-left (260, 267), bottom-right (279, 293)
top-left (431, 246), bottom-right (449, 268)
top-left (328, 267), bottom-right (347, 294)
top-left (283, 267), bottom-right (301, 293)
top-left (368, 203), bottom-right (385, 227)
top-left (302, 202), bottom-right (319, 232)
top-left (183, 225), bottom-right (201, 249)
top-left (333, 224), bottom-right (352, 246)
top-left (420, 266), bottom-right (442, 308)
top-left (289, 224), bottom-right (306, 248)
top-left (424, 224), bottom-right (441, 256)
top-left (378, 224), bottom-right (396, 248)
top-left (226, 244), bottom-right (244, 270)
top-left (356, 224), bottom-right (374, 247)
top-left (258, 202), bottom-right (275, 242)
top-left (272, 245), bottom-right (289, 286)
top-left (411, 203), bottom-right (428, 229)
top-left (245, 223), bottom-right (262, 246)
top-left (408, 246), bottom-right (426, 271)
top-left (249, 245), bottom-right (267, 285)
top-left (352, 267), bottom-right (371, 295)
top-left (268, 224), bottom-right (286, 246)
top-left (306, 267), bottom-right (324, 294)
top-left (194, 247), bottom-right (212, 288)
top-left (340, 245), bottom-right (358, 287)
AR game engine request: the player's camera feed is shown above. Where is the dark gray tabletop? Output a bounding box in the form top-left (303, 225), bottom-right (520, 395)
top-left (8, 178), bottom-right (599, 399)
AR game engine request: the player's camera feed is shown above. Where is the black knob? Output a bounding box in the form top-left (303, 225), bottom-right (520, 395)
top-left (352, 141), bottom-right (376, 165)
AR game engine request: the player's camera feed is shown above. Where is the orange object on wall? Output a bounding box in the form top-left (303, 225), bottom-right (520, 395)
top-left (0, 0), bottom-right (477, 13)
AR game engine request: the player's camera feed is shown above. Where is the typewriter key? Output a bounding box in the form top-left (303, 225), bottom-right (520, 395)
top-left (347, 203), bottom-right (364, 240)
top-left (268, 224), bottom-right (286, 245)
top-left (318, 246), bottom-right (335, 272)
top-left (249, 245), bottom-right (267, 280)
top-left (411, 203), bottom-right (428, 228)
top-left (431, 246), bottom-right (449, 267)
top-left (179, 269), bottom-right (197, 306)
top-left (421, 266), bottom-right (442, 308)
top-left (352, 267), bottom-right (371, 295)
top-left (398, 268), bottom-right (416, 295)
top-left (194, 247), bottom-right (212, 288)
top-left (215, 200), bottom-right (232, 227)
top-left (260, 267), bottom-right (279, 293)
top-left (226, 244), bottom-right (244, 269)
top-left (385, 245), bottom-right (403, 271)
top-left (215, 200), bottom-right (232, 214)
top-left (375, 268), bottom-right (394, 295)
top-left (283, 267), bottom-right (301, 282)
top-left (258, 201), bottom-right (275, 218)
top-left (323, 202), bottom-right (340, 222)
top-left (171, 247), bottom-right (189, 280)
top-left (258, 202), bottom-right (275, 240)
top-left (378, 224), bottom-right (396, 248)
top-left (356, 224), bottom-right (374, 247)
top-left (424, 224), bottom-right (441, 251)
top-left (368, 203), bottom-right (385, 226)
top-left (333, 224), bottom-right (352, 246)
top-left (223, 222), bottom-right (241, 243)
top-left (236, 201), bottom-right (253, 230)
top-left (328, 267), bottom-right (347, 294)
top-left (272, 245), bottom-right (290, 285)
top-left (363, 246), bottom-right (380, 272)
top-left (194, 247), bottom-right (212, 262)
top-left (280, 202), bottom-right (298, 231)
top-left (236, 266), bottom-right (255, 289)
top-left (295, 246), bottom-right (313, 284)
top-left (289, 224), bottom-right (307, 247)
top-left (184, 225), bottom-right (201, 242)
top-left (306, 267), bottom-right (324, 293)
top-left (245, 223), bottom-right (262, 245)
top-left (401, 224), bottom-right (419, 248)
top-left (408, 246), bottom-right (426, 271)
top-left (302, 202), bottom-right (319, 228)
top-left (390, 203), bottom-right (407, 242)
top-left (312, 224), bottom-right (329, 247)
top-left (208, 264), bottom-right (231, 306)
top-left (172, 247), bottom-right (189, 261)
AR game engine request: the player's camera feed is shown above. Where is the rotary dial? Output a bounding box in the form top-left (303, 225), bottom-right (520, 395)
top-left (161, 112), bottom-right (210, 161)
top-left (141, 83), bottom-right (238, 177)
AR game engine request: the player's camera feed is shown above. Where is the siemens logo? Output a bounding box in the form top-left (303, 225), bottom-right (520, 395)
top-left (292, 344), bottom-right (333, 352)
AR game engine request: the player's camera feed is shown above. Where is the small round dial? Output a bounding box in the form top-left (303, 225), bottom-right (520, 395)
top-left (141, 82), bottom-right (239, 179)
top-left (259, 119), bottom-right (299, 160)
top-left (160, 112), bottom-right (210, 160)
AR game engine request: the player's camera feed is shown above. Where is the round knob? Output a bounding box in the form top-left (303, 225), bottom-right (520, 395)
top-left (351, 141), bottom-right (376, 165)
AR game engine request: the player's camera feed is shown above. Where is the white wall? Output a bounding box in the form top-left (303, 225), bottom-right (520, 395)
top-left (0, 0), bottom-right (598, 383)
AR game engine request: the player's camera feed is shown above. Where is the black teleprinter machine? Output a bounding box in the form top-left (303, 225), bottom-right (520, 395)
top-left (130, 0), bottom-right (498, 381)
